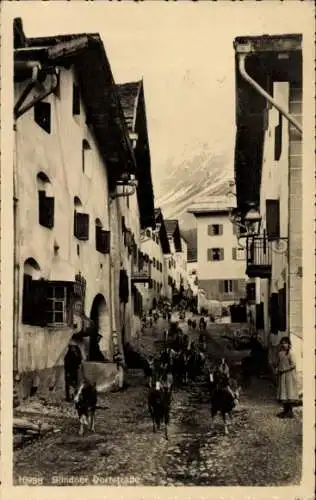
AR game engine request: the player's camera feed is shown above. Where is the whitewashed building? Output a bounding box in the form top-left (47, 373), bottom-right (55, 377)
top-left (137, 208), bottom-right (171, 312)
top-left (114, 81), bottom-right (155, 344)
top-left (188, 197), bottom-right (247, 307)
top-left (233, 34), bottom-right (303, 383)
top-left (13, 20), bottom-right (150, 397)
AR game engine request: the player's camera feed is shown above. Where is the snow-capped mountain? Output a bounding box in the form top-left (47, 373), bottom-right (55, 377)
top-left (154, 148), bottom-right (233, 231)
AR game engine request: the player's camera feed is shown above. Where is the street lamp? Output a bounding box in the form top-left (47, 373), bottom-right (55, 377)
top-left (229, 204), bottom-right (262, 249)
top-left (243, 207), bottom-right (262, 236)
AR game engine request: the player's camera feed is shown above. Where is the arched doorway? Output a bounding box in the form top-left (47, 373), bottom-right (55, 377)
top-left (90, 294), bottom-right (111, 360)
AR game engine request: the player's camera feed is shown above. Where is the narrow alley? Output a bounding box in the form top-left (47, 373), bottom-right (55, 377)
top-left (14, 323), bottom-right (302, 487)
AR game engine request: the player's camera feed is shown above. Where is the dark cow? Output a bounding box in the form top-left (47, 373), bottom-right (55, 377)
top-left (64, 341), bottom-right (83, 401)
top-left (148, 381), bottom-right (172, 439)
top-left (74, 379), bottom-right (98, 436)
top-left (209, 369), bottom-right (240, 435)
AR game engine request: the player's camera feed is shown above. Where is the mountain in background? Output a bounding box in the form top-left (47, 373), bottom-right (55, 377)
top-left (154, 147), bottom-right (233, 259)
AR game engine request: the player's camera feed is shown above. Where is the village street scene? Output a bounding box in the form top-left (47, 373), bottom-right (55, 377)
top-left (7, 2), bottom-right (309, 490)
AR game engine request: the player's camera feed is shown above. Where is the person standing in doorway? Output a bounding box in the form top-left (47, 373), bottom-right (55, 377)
top-left (276, 336), bottom-right (299, 418)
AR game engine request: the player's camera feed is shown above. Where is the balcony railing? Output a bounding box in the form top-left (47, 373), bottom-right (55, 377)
top-left (246, 236), bottom-right (272, 278)
top-left (131, 261), bottom-right (151, 283)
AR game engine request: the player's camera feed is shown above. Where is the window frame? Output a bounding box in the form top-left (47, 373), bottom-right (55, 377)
top-left (207, 248), bottom-right (224, 261)
top-left (224, 279), bottom-right (233, 294)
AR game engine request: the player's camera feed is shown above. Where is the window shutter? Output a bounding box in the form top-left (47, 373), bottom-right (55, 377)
top-left (274, 113), bottom-right (283, 161)
top-left (75, 212), bottom-right (89, 240)
top-left (233, 224), bottom-right (238, 236)
top-left (119, 269), bottom-right (129, 303)
top-left (256, 302), bottom-right (264, 330)
top-left (266, 200), bottom-right (280, 241)
top-left (22, 274), bottom-right (33, 324)
top-left (96, 227), bottom-right (110, 254)
top-left (32, 279), bottom-right (48, 327)
top-left (270, 293), bottom-right (279, 333)
top-left (39, 191), bottom-right (54, 229)
top-left (207, 249), bottom-right (213, 261)
top-left (232, 247), bottom-right (237, 260)
top-left (38, 190), bottom-right (46, 226)
top-left (220, 248), bottom-right (224, 261)
top-left (278, 285), bottom-right (287, 332)
top-left (207, 225), bottom-right (212, 236)
top-left (219, 280), bottom-right (225, 294)
top-left (219, 224), bottom-right (223, 235)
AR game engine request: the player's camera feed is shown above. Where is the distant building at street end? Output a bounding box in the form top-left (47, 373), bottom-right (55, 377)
top-left (187, 260), bottom-right (199, 297)
top-left (138, 207), bottom-right (171, 312)
top-left (188, 196), bottom-right (248, 308)
top-left (164, 219), bottom-right (189, 304)
top-left (233, 33), bottom-right (302, 386)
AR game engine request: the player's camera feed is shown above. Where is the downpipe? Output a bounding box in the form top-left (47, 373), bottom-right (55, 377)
top-left (237, 53), bottom-right (302, 134)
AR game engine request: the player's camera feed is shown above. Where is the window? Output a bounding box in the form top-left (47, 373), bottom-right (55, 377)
top-left (274, 112), bottom-right (283, 161)
top-left (73, 83), bottom-right (80, 116)
top-left (34, 101), bottom-right (51, 134)
top-left (266, 199), bottom-right (280, 241)
top-left (146, 229), bottom-right (151, 238)
top-left (232, 247), bottom-right (245, 261)
top-left (37, 173), bottom-right (54, 229)
top-left (22, 273), bottom-right (72, 327)
top-left (82, 139), bottom-right (92, 176)
top-left (152, 257), bottom-right (156, 268)
top-left (74, 197), bottom-right (89, 240)
top-left (38, 190), bottom-right (54, 229)
top-left (95, 219), bottom-right (110, 254)
top-left (208, 224), bottom-right (223, 236)
top-left (74, 211), bottom-right (89, 240)
top-left (207, 248), bottom-right (224, 261)
top-left (224, 280), bottom-right (233, 294)
top-left (46, 284), bottom-right (68, 325)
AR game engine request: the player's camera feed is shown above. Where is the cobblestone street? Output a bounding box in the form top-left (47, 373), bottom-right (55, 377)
top-left (14, 324), bottom-right (302, 487)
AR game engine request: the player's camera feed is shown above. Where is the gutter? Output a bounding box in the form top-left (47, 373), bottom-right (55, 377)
top-left (237, 52), bottom-right (302, 134)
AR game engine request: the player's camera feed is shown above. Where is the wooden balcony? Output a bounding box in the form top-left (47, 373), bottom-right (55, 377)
top-left (131, 261), bottom-right (151, 283)
top-left (246, 236), bottom-right (272, 278)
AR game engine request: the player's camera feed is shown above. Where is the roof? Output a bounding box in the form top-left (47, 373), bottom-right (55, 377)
top-left (14, 18), bottom-right (136, 190)
top-left (116, 81), bottom-right (142, 133)
top-left (165, 220), bottom-right (182, 253)
top-left (153, 207), bottom-right (170, 254)
top-left (116, 79), bottom-right (155, 230)
top-left (233, 33), bottom-right (302, 213)
top-left (188, 196), bottom-right (234, 216)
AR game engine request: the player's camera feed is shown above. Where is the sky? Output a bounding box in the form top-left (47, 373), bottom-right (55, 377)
top-left (4, 1), bottom-right (314, 204)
